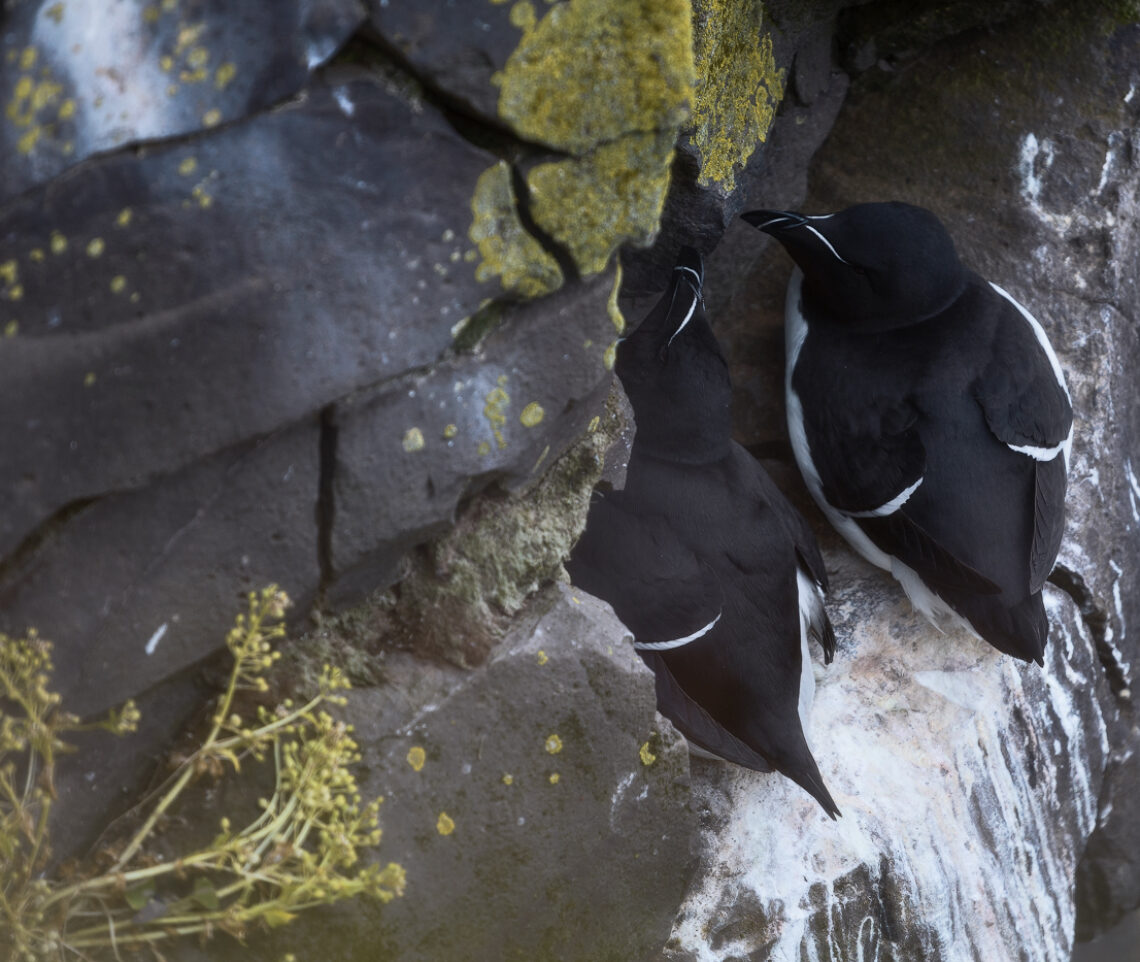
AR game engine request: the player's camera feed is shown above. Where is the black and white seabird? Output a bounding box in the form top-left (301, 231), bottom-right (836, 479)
top-left (742, 202), bottom-right (1074, 665)
top-left (566, 247), bottom-right (840, 818)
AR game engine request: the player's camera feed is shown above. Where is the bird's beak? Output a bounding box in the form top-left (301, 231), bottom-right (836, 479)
top-left (741, 209), bottom-right (808, 234)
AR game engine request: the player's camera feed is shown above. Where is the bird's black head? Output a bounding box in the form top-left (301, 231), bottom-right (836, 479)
top-left (616, 247), bottom-right (732, 464)
top-left (742, 202), bottom-right (968, 331)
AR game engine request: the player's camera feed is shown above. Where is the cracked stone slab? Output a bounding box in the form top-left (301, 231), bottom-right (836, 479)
top-left (0, 0), bottom-right (366, 202)
top-left (0, 417), bottom-right (321, 720)
top-left (165, 584), bottom-right (698, 962)
top-left (0, 76), bottom-right (504, 559)
top-left (328, 269), bottom-right (621, 600)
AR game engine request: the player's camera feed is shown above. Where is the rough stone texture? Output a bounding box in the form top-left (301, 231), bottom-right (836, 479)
top-left (167, 584), bottom-right (697, 962)
top-left (650, 4), bottom-right (1139, 960)
top-left (0, 0), bottom-right (366, 202)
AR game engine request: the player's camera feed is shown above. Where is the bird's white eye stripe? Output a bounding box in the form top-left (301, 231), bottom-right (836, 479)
top-left (674, 265), bottom-right (702, 285)
top-left (634, 612), bottom-right (721, 650)
top-left (666, 289), bottom-right (701, 346)
top-left (803, 225), bottom-right (849, 265)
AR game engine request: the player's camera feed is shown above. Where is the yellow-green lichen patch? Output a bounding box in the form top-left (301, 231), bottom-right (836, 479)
top-left (587, 415), bottom-right (601, 433)
top-left (544, 734), bottom-right (563, 755)
top-left (526, 130), bottom-right (676, 277)
top-left (689, 0), bottom-right (785, 193)
top-left (4, 320), bottom-right (18, 338)
top-left (639, 741), bottom-right (656, 766)
top-left (5, 50), bottom-right (71, 157)
top-left (607, 262), bottom-right (626, 334)
top-left (443, 423), bottom-right (458, 440)
top-left (402, 427), bottom-right (425, 453)
top-left (83, 371), bottom-right (96, 387)
top-left (436, 811), bottom-right (455, 836)
top-left (502, 773), bottom-right (514, 785)
top-left (548, 772), bottom-right (560, 784)
top-left (602, 341), bottom-right (618, 370)
top-left (494, 0), bottom-right (694, 154)
top-left (483, 375), bottom-right (510, 450)
top-left (406, 746), bottom-right (426, 771)
top-left (86, 237), bottom-right (105, 258)
top-left (536, 649), bottom-right (548, 666)
top-left (49, 231), bottom-right (67, 255)
top-left (110, 275), bottom-right (128, 294)
top-left (519, 402), bottom-right (544, 427)
top-left (116, 207), bottom-right (133, 228)
top-left (178, 155), bottom-right (198, 176)
top-left (468, 161), bottom-right (563, 298)
top-left (203, 108), bottom-right (222, 127)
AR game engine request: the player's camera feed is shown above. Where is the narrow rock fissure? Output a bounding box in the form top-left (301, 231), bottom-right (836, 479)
top-left (316, 404), bottom-right (338, 602)
top-left (1049, 563), bottom-right (1131, 698)
top-left (509, 163), bottom-right (582, 285)
top-left (0, 496), bottom-right (98, 591)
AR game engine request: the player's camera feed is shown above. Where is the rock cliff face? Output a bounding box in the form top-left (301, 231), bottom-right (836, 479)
top-left (1, 1), bottom-right (1137, 959)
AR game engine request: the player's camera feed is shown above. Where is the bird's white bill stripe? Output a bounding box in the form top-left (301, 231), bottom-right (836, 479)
top-left (666, 286), bottom-right (701, 346)
top-left (634, 612), bottom-right (721, 651)
top-left (845, 476), bottom-right (924, 518)
top-left (673, 265), bottom-right (702, 285)
top-left (803, 225), bottom-right (849, 265)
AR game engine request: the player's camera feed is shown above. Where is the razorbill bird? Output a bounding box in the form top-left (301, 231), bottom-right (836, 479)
top-left (743, 202), bottom-right (1073, 665)
top-left (566, 247), bottom-right (840, 818)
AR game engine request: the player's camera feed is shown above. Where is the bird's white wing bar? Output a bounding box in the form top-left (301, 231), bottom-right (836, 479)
top-left (1007, 439), bottom-right (1069, 461)
top-left (844, 476), bottom-right (924, 517)
top-left (633, 612), bottom-right (721, 651)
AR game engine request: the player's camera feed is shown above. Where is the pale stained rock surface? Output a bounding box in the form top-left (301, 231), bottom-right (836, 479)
top-left (166, 585), bottom-right (697, 962)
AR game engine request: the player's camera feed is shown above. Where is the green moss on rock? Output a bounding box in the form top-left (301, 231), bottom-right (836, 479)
top-left (690, 0), bottom-right (785, 193)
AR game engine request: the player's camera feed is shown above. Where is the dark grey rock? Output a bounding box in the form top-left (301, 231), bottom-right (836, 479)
top-left (329, 270), bottom-right (619, 599)
top-left (0, 0), bottom-right (365, 202)
top-left (0, 417), bottom-right (321, 719)
top-left (167, 584), bottom-right (697, 962)
top-left (0, 77), bottom-right (501, 559)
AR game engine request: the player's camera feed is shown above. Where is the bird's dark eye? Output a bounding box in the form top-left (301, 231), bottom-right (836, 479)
top-left (852, 265), bottom-right (867, 276)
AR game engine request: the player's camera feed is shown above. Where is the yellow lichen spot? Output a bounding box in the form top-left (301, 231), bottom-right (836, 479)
top-left (689, 0), bottom-right (786, 192)
top-left (83, 371), bottom-right (96, 387)
top-left (159, 55), bottom-right (174, 72)
top-left (116, 207), bottom-right (133, 228)
top-left (544, 734), bottom-right (563, 755)
top-left (443, 423), bottom-right (458, 440)
top-left (203, 107), bottom-right (222, 127)
top-left (402, 427), bottom-right (425, 452)
top-left (608, 261), bottom-right (626, 333)
top-left (161, 0), bottom-right (176, 10)
top-left (603, 341), bottom-right (618, 370)
top-left (4, 320), bottom-right (18, 338)
top-left (520, 401), bottom-right (544, 427)
top-left (187, 46), bottom-right (209, 69)
top-left (502, 773), bottom-right (514, 785)
top-left (215, 62), bottom-right (237, 90)
top-left (28, 248), bottom-right (44, 262)
top-left (143, 4), bottom-right (160, 22)
top-left (8, 284), bottom-right (23, 301)
top-left (436, 812), bottom-right (455, 836)
top-left (406, 746), bottom-right (426, 772)
top-left (16, 128), bottom-right (40, 155)
top-left (639, 741), bottom-right (657, 766)
top-left (509, 0), bottom-right (536, 32)
top-left (86, 237), bottom-right (105, 258)
top-left (45, 3), bottom-right (65, 23)
top-left (130, 291), bottom-right (141, 303)
top-left (483, 382), bottom-right (510, 450)
top-left (549, 772), bottom-right (560, 784)
top-left (468, 161), bottom-right (562, 298)
top-left (536, 649), bottom-right (549, 666)
top-left (587, 415), bottom-right (601, 433)
top-left (19, 47), bottom-right (37, 71)
top-left (110, 275), bottom-right (127, 294)
top-left (50, 231), bottom-right (67, 255)
top-left (191, 184), bottom-right (213, 208)
top-left (464, 248), bottom-right (478, 262)
top-left (477, 440), bottom-right (491, 457)
top-left (0, 261), bottom-right (17, 286)
top-left (178, 156), bottom-right (198, 176)
top-left (57, 98), bottom-right (76, 120)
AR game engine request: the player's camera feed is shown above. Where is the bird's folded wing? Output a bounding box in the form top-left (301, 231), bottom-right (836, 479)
top-left (639, 650), bottom-right (775, 773)
top-left (565, 492), bottom-right (723, 644)
top-left (974, 294), bottom-right (1073, 590)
